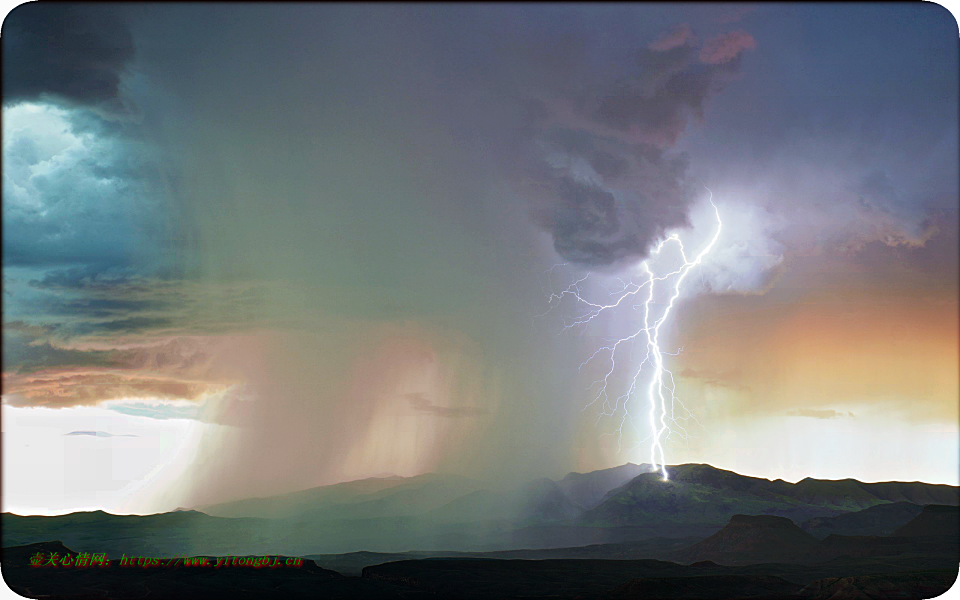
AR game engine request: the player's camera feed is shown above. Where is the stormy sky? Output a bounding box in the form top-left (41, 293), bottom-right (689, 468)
top-left (2, 3), bottom-right (957, 514)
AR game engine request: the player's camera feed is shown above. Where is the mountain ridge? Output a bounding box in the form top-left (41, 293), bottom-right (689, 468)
top-left (4, 463), bottom-right (956, 557)
top-left (583, 463), bottom-right (958, 530)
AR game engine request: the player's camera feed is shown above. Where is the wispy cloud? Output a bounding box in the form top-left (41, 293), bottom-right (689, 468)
top-left (104, 402), bottom-right (203, 421)
top-left (677, 367), bottom-right (751, 392)
top-left (787, 408), bottom-right (856, 420)
top-left (405, 393), bottom-right (487, 418)
top-left (64, 430), bottom-right (137, 438)
top-left (1, 333), bottom-right (238, 409)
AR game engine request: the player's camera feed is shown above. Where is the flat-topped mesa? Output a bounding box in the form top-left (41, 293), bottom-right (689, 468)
top-left (709, 514), bottom-right (818, 548)
top-left (673, 513), bottom-right (818, 565)
top-left (892, 504), bottom-right (960, 538)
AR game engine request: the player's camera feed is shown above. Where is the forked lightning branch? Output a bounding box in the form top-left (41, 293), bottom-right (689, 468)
top-left (542, 191), bottom-right (723, 481)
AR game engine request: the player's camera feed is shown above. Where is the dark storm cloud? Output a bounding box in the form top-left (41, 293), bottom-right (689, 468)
top-left (526, 172), bottom-right (622, 266)
top-left (542, 130), bottom-right (631, 180)
top-left (523, 144), bottom-right (694, 267)
top-left (518, 24), bottom-right (756, 267)
top-left (574, 34), bottom-right (753, 147)
top-left (2, 5), bottom-right (182, 351)
top-left (2, 3), bottom-right (135, 115)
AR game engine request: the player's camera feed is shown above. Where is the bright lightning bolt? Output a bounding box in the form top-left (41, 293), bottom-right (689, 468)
top-left (540, 190), bottom-right (723, 481)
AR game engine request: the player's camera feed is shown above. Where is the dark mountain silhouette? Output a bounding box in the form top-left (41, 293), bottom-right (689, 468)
top-left (199, 474), bottom-right (433, 519)
top-left (309, 474), bottom-right (481, 521)
top-left (585, 464), bottom-right (958, 530)
top-left (555, 462), bottom-right (652, 509)
top-left (1, 510), bottom-right (273, 559)
top-left (606, 574), bottom-right (801, 599)
top-left (195, 463), bottom-right (956, 537)
top-left (799, 571), bottom-right (958, 600)
top-left (203, 467), bottom-right (643, 526)
top-left (360, 555), bottom-right (958, 599)
top-left (306, 537), bottom-right (702, 575)
top-left (800, 501), bottom-right (924, 538)
top-left (514, 478), bottom-right (584, 522)
top-left (667, 465), bottom-right (959, 508)
top-left (361, 558), bottom-right (729, 598)
top-left (673, 514), bottom-right (818, 565)
top-left (892, 504), bottom-right (960, 538)
top-left (5, 533), bottom-right (957, 599)
top-left (425, 477), bottom-right (585, 525)
top-left (4, 464), bottom-right (957, 559)
top-left (806, 532), bottom-right (959, 563)
top-left (1, 541), bottom-right (431, 599)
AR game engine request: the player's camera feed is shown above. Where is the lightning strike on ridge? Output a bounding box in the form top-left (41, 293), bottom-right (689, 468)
top-left (541, 191), bottom-right (723, 481)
